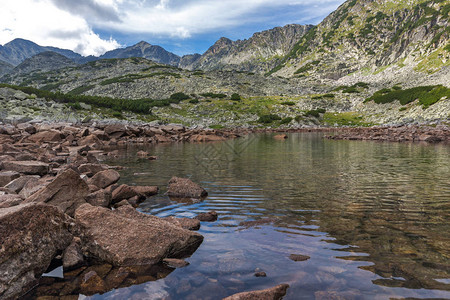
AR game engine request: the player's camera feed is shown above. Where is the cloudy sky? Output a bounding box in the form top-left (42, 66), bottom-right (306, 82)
top-left (0, 0), bottom-right (346, 57)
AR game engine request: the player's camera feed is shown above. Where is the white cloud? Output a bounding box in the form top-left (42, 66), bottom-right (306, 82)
top-left (0, 0), bottom-right (344, 54)
top-left (102, 0), bottom-right (344, 38)
top-left (0, 0), bottom-right (120, 56)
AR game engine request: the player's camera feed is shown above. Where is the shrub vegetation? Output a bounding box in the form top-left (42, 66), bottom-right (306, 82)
top-left (258, 114), bottom-right (282, 124)
top-left (365, 85), bottom-right (450, 108)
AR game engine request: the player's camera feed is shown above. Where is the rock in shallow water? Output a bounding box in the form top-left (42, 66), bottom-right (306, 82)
top-left (75, 204), bottom-right (204, 267)
top-left (167, 176), bottom-right (208, 199)
top-left (195, 211), bottom-right (218, 222)
top-left (289, 254), bottom-right (310, 262)
top-left (223, 283), bottom-right (290, 300)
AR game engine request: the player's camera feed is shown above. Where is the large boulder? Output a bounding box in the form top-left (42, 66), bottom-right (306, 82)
top-left (132, 185), bottom-right (158, 196)
top-left (78, 163), bottom-right (108, 177)
top-left (24, 169), bottom-right (89, 216)
top-left (111, 184), bottom-right (138, 204)
top-left (167, 177), bottom-right (208, 199)
top-left (104, 124), bottom-right (128, 138)
top-left (223, 284), bottom-right (290, 300)
top-left (85, 189), bottom-right (112, 207)
top-left (75, 204), bottom-right (204, 267)
top-left (0, 203), bottom-right (73, 299)
top-left (88, 169), bottom-right (120, 189)
top-left (2, 161), bottom-right (49, 176)
top-left (27, 130), bottom-right (63, 143)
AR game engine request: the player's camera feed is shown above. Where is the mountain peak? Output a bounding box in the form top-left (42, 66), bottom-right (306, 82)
top-left (135, 41), bottom-right (152, 47)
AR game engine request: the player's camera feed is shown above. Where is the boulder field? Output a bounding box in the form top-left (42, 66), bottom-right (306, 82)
top-left (0, 121), bottom-right (239, 299)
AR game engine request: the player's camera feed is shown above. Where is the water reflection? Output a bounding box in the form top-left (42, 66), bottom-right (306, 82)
top-left (43, 133), bottom-right (450, 299)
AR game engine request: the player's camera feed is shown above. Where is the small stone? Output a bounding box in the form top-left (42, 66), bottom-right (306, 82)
top-left (254, 271), bottom-right (267, 277)
top-left (80, 270), bottom-right (107, 295)
top-left (163, 258), bottom-right (190, 268)
top-left (194, 211), bottom-right (218, 222)
top-left (274, 134), bottom-right (288, 140)
top-left (0, 171), bottom-right (20, 187)
top-left (289, 254), bottom-right (310, 262)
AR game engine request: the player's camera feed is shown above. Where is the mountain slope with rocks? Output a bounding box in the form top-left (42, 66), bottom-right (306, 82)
top-left (0, 60), bottom-right (13, 77)
top-left (270, 0), bottom-right (449, 85)
top-left (179, 24), bottom-right (313, 73)
top-left (100, 41), bottom-right (181, 66)
top-left (12, 52), bottom-right (77, 75)
top-left (0, 38), bottom-right (88, 66)
top-left (1, 57), bottom-right (314, 100)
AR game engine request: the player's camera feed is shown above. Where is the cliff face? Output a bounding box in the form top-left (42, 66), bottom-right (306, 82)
top-left (180, 24), bottom-right (313, 73)
top-left (271, 0), bottom-right (450, 79)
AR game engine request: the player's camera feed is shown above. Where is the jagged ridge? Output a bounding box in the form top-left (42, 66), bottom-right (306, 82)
top-left (270, 0), bottom-right (450, 79)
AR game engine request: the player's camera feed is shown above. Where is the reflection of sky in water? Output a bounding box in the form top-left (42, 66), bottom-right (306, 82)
top-left (43, 133), bottom-right (450, 299)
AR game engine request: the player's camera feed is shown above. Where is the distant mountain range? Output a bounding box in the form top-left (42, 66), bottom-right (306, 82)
top-left (0, 23), bottom-right (313, 75)
top-left (0, 0), bottom-right (448, 83)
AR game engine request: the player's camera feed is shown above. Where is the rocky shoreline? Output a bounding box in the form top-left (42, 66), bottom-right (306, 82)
top-left (323, 125), bottom-right (450, 143)
top-left (1, 121), bottom-right (449, 299)
top-left (0, 121), bottom-right (251, 299)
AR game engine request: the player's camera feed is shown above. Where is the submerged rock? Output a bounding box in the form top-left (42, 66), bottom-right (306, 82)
top-left (167, 176), bottom-right (208, 199)
top-left (274, 134), bottom-right (288, 140)
top-left (289, 254), bottom-right (310, 262)
top-left (0, 203), bottom-right (73, 299)
top-left (163, 258), bottom-right (190, 268)
top-left (195, 211), bottom-right (218, 222)
top-left (74, 204), bottom-right (204, 267)
top-left (223, 283), bottom-right (289, 300)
